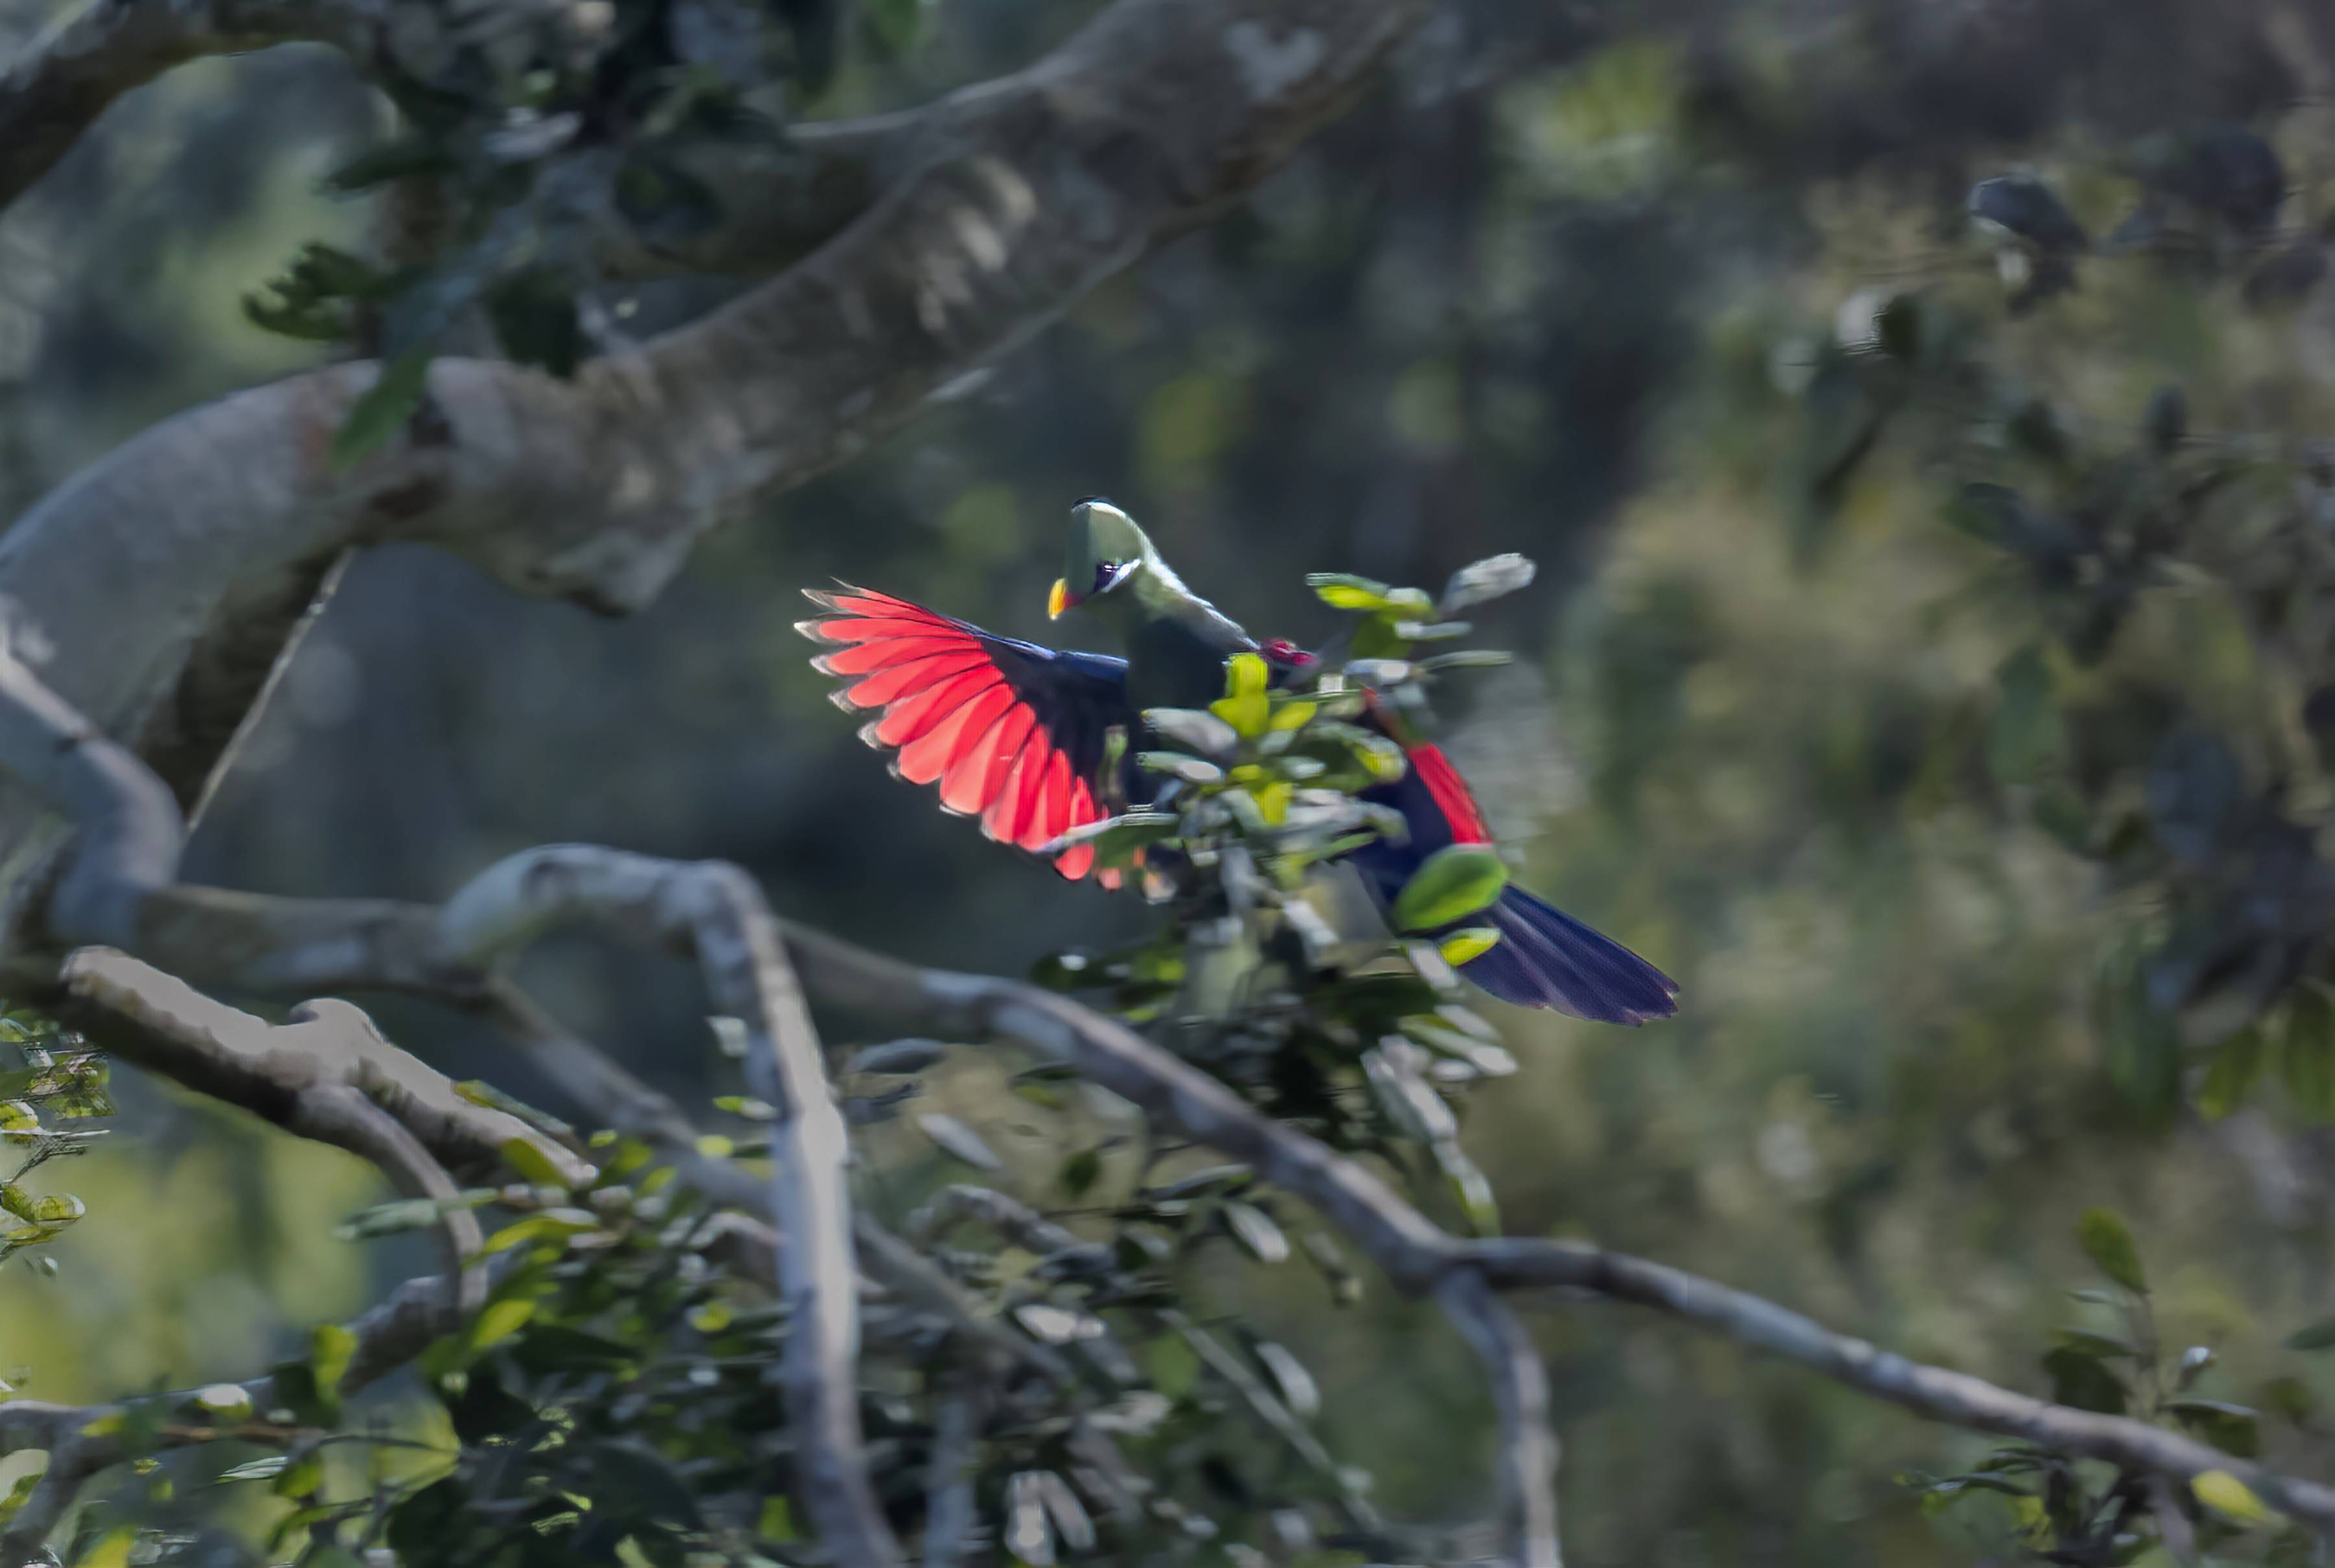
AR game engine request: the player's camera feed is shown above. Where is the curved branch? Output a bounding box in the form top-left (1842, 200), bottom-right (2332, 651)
top-left (295, 1078), bottom-right (486, 1319)
top-left (1437, 1271), bottom-right (1560, 1568)
top-left (1465, 1237), bottom-right (2335, 1532)
top-left (54, 946), bottom-right (586, 1187)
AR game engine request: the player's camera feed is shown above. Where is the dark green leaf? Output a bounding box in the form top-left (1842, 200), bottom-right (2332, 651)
top-left (2077, 1208), bottom-right (2147, 1294)
top-left (2199, 1028), bottom-right (2268, 1120)
top-left (2166, 1398), bottom-right (2262, 1458)
top-left (2284, 988), bottom-right (2335, 1121)
top-left (486, 272), bottom-right (582, 377)
top-left (2042, 1344), bottom-right (2129, 1414)
top-left (332, 348), bottom-right (431, 468)
top-left (2286, 1318), bottom-right (2335, 1351)
top-left (1058, 1148), bottom-right (1102, 1198)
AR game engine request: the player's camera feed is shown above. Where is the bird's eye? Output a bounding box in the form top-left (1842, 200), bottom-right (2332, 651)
top-left (1092, 561), bottom-right (1121, 592)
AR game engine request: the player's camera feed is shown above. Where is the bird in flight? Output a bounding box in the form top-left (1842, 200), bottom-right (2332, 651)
top-left (798, 500), bottom-right (1677, 1025)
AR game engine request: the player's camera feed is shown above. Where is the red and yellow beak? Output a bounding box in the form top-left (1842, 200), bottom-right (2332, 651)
top-left (1048, 578), bottom-right (1074, 619)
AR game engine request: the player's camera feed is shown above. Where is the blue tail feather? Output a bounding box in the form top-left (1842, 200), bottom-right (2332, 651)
top-left (1459, 886), bottom-right (1679, 1025)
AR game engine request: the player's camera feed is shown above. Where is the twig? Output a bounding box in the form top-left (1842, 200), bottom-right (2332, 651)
top-left (1463, 1238), bottom-right (2335, 1532)
top-left (1437, 1270), bottom-right (1560, 1568)
top-left (924, 1383), bottom-right (983, 1568)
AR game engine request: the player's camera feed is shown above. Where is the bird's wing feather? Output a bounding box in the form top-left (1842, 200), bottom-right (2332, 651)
top-left (798, 586), bottom-right (1137, 881)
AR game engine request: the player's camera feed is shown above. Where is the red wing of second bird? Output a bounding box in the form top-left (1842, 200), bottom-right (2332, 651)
top-left (797, 586), bottom-right (1140, 882)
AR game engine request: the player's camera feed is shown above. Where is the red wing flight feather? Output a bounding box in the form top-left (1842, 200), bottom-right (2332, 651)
top-left (798, 587), bottom-right (1138, 882)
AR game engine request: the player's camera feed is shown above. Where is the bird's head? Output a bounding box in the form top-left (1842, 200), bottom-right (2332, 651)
top-left (1049, 498), bottom-right (1156, 620)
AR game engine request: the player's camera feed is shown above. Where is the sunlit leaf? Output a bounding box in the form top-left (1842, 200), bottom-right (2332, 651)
top-left (1223, 1200), bottom-right (1289, 1263)
top-left (1392, 846), bottom-right (1509, 932)
top-left (1437, 927), bottom-right (1500, 965)
top-left (2192, 1469), bottom-right (2274, 1525)
top-left (918, 1113), bottom-right (1003, 1172)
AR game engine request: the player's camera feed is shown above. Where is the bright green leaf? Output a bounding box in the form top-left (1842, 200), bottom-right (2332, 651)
top-left (2192, 1469), bottom-right (2273, 1525)
top-left (1392, 846), bottom-right (1509, 932)
top-left (1437, 927), bottom-right (1501, 965)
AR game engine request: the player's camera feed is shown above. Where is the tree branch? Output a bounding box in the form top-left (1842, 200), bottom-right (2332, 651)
top-left (1464, 1237), bottom-right (2335, 1532)
top-left (435, 844), bottom-right (900, 1568)
top-left (1437, 1270), bottom-right (1561, 1568)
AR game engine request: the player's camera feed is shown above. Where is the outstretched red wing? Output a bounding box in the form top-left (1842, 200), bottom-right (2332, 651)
top-left (798, 586), bottom-right (1132, 883)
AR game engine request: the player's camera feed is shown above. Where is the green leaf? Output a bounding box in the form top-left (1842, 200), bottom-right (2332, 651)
top-left (470, 1296), bottom-right (536, 1351)
top-left (1437, 927), bottom-right (1500, 966)
top-left (2284, 988), bottom-right (2335, 1121)
top-left (1987, 643), bottom-right (2061, 785)
top-left (272, 1449), bottom-right (325, 1499)
top-left (2167, 1398), bottom-right (2262, 1458)
top-left (482, 1210), bottom-right (601, 1253)
top-left (310, 1323), bottom-right (357, 1393)
top-left (1135, 752), bottom-right (1223, 785)
top-left (485, 270), bottom-right (582, 377)
top-left (1308, 573), bottom-right (1395, 612)
top-left (2193, 1469), bottom-right (2274, 1525)
top-left (332, 348), bottom-right (431, 468)
top-left (863, 0), bottom-right (929, 52)
top-left (499, 1135), bottom-right (571, 1189)
top-left (2285, 1318), bottom-right (2335, 1351)
top-left (2198, 1027), bottom-right (2268, 1119)
top-left (326, 137), bottom-right (457, 193)
top-left (1147, 1334), bottom-right (1199, 1399)
top-left (758, 1495), bottom-right (798, 1543)
top-left (1438, 554), bottom-right (1537, 615)
top-left (2041, 1344), bottom-right (2128, 1414)
top-left (1145, 709), bottom-right (1239, 758)
top-left (189, 1383), bottom-right (252, 1418)
top-left (1253, 1341), bottom-right (1319, 1418)
top-left (1223, 1200), bottom-right (1289, 1263)
top-left (2077, 1207), bottom-right (2147, 1294)
top-left (918, 1113), bottom-right (1003, 1172)
top-left (1058, 1148), bottom-right (1102, 1198)
top-left (1391, 846), bottom-right (1510, 932)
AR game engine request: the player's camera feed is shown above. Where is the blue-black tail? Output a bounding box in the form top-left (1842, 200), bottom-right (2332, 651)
top-left (1453, 885), bottom-right (1679, 1024)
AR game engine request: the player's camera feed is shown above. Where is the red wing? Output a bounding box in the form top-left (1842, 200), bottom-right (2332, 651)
top-left (798, 586), bottom-right (1132, 882)
top-left (1406, 744), bottom-right (1494, 845)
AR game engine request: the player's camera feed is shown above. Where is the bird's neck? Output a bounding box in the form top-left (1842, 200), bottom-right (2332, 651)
top-left (1105, 563), bottom-right (1255, 711)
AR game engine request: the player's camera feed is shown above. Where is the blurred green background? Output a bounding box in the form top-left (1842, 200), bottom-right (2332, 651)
top-left (6, 0), bottom-right (2335, 1561)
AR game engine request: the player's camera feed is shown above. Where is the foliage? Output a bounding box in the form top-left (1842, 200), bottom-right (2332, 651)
top-left (243, 0), bottom-right (941, 459)
top-left (1905, 1207), bottom-right (2326, 1565)
top-left (22, 560), bottom-right (1550, 1566)
top-left (0, 1010), bottom-right (106, 1276)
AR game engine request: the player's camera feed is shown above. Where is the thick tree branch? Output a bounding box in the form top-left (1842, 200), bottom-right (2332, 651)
top-left (53, 946), bottom-right (585, 1188)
